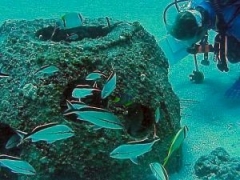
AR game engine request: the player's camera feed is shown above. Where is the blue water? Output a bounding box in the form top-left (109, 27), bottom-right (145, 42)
top-left (0, 0), bottom-right (240, 180)
top-left (0, 0), bottom-right (165, 42)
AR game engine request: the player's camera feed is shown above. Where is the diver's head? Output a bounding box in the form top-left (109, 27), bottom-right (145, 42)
top-left (168, 9), bottom-right (207, 44)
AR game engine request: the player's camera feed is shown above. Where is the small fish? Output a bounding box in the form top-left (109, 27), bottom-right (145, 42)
top-left (163, 126), bottom-right (188, 166)
top-left (61, 13), bottom-right (83, 30)
top-left (0, 66), bottom-right (9, 78)
top-left (110, 139), bottom-right (160, 164)
top-left (155, 107), bottom-right (161, 123)
top-left (64, 107), bottom-right (123, 129)
top-left (64, 100), bottom-right (89, 113)
top-left (24, 123), bottom-right (74, 144)
top-left (5, 134), bottom-right (22, 149)
top-left (72, 87), bottom-right (100, 99)
top-left (112, 93), bottom-right (133, 107)
top-left (149, 162), bottom-right (169, 180)
top-left (34, 65), bottom-right (59, 75)
top-left (66, 33), bottom-right (79, 41)
top-left (101, 72), bottom-right (116, 99)
top-left (0, 154), bottom-right (36, 175)
top-left (5, 130), bottom-right (27, 149)
top-left (85, 71), bottom-right (106, 81)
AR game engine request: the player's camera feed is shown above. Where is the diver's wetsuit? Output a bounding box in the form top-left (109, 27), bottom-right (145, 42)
top-left (193, 0), bottom-right (240, 63)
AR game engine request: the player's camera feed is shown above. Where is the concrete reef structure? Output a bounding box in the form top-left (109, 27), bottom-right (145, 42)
top-left (0, 17), bottom-right (180, 180)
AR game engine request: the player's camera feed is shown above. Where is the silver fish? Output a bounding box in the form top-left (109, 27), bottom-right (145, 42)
top-left (34, 65), bottom-right (59, 75)
top-left (101, 72), bottom-right (116, 99)
top-left (64, 100), bottom-right (89, 113)
top-left (155, 107), bottom-right (161, 123)
top-left (149, 162), bottom-right (169, 180)
top-left (5, 130), bottom-right (27, 149)
top-left (24, 123), bottom-right (74, 144)
top-left (0, 155), bottom-right (36, 175)
top-left (0, 65), bottom-right (9, 78)
top-left (72, 87), bottom-right (100, 99)
top-left (5, 134), bottom-right (21, 149)
top-left (163, 126), bottom-right (188, 166)
top-left (65, 107), bottom-right (123, 129)
top-left (66, 33), bottom-right (79, 41)
top-left (60, 12), bottom-right (83, 30)
top-left (85, 71), bottom-right (105, 81)
top-left (110, 139), bottom-right (160, 164)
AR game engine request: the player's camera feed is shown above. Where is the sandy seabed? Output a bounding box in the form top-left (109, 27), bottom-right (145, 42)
top-left (0, 0), bottom-right (239, 179)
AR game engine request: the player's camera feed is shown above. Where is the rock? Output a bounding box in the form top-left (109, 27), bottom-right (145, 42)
top-left (194, 147), bottom-right (240, 180)
top-left (0, 17), bottom-right (181, 180)
top-left (22, 83), bottom-right (38, 100)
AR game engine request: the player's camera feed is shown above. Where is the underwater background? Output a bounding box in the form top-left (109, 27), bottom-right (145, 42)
top-left (0, 0), bottom-right (239, 179)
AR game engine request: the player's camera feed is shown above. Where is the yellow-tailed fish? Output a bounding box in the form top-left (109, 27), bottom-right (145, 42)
top-left (163, 125), bottom-right (188, 166)
top-left (61, 13), bottom-right (83, 30)
top-left (0, 65), bottom-right (9, 78)
top-left (149, 162), bottom-right (169, 180)
top-left (155, 107), bottom-right (161, 123)
top-left (110, 139), bottom-right (160, 164)
top-left (85, 70), bottom-right (106, 81)
top-left (0, 154), bottom-right (36, 175)
top-left (72, 86), bottom-right (100, 99)
top-left (34, 65), bottom-right (59, 76)
top-left (5, 134), bottom-right (22, 149)
top-left (64, 100), bottom-right (89, 113)
top-left (113, 93), bottom-right (133, 107)
top-left (64, 107), bottom-right (123, 130)
top-left (101, 72), bottom-right (116, 99)
top-left (23, 123), bottom-right (74, 144)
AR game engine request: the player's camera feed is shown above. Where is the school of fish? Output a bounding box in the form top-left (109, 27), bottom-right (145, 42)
top-left (0, 59), bottom-right (188, 179)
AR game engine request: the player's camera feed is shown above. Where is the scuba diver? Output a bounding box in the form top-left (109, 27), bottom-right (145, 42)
top-left (163, 0), bottom-right (240, 84)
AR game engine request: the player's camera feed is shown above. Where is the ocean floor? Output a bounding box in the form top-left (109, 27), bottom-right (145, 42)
top-left (169, 55), bottom-right (240, 180)
top-left (0, 0), bottom-right (239, 179)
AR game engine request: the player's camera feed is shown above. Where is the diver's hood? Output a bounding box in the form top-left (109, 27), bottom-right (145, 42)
top-left (186, 9), bottom-right (202, 27)
top-left (166, 9), bottom-right (204, 45)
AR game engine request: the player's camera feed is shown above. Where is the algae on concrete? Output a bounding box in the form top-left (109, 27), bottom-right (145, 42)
top-left (0, 17), bottom-right (181, 180)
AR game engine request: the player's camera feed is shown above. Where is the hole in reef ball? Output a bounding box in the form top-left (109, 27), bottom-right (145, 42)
top-left (0, 123), bottom-right (21, 180)
top-left (123, 103), bottom-right (154, 138)
top-left (60, 78), bottom-right (108, 122)
top-left (0, 123), bottom-right (22, 155)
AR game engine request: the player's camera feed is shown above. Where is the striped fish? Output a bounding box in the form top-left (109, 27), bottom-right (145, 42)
top-left (0, 155), bottom-right (36, 175)
top-left (110, 139), bottom-right (160, 164)
top-left (34, 65), bottom-right (59, 75)
top-left (0, 66), bottom-right (9, 78)
top-left (64, 107), bottom-right (123, 129)
top-left (72, 87), bottom-right (100, 99)
top-left (23, 123), bottom-right (74, 144)
top-left (163, 126), bottom-right (188, 166)
top-left (85, 71), bottom-right (106, 81)
top-left (64, 100), bottom-right (89, 113)
top-left (5, 134), bottom-right (22, 149)
top-left (60, 13), bottom-right (83, 30)
top-left (155, 107), bottom-right (161, 123)
top-left (101, 72), bottom-right (116, 99)
top-left (149, 162), bottom-right (169, 180)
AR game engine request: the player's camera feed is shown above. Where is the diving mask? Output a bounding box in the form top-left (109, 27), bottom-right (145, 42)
top-left (166, 8), bottom-right (205, 45)
top-left (186, 9), bottom-right (202, 27)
